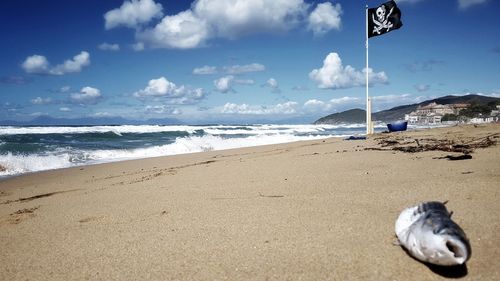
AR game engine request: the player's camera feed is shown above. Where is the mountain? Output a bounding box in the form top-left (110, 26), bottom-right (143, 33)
top-left (0, 116), bottom-right (182, 126)
top-left (313, 109), bottom-right (365, 124)
top-left (314, 94), bottom-right (500, 124)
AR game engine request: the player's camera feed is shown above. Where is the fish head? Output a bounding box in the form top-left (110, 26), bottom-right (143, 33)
top-left (424, 225), bottom-right (471, 266)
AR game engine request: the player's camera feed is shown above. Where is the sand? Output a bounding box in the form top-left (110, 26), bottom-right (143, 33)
top-left (1, 123), bottom-right (499, 280)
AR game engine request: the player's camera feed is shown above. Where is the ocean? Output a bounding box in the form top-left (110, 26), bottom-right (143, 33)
top-left (0, 124), bottom-right (374, 178)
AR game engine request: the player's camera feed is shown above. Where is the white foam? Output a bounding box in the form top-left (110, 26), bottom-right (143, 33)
top-left (0, 152), bottom-right (75, 177)
top-left (0, 125), bottom-right (201, 135)
top-left (0, 124), bottom-right (368, 178)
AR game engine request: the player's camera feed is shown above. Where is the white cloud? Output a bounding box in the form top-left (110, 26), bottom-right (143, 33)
top-left (134, 77), bottom-right (177, 97)
top-left (329, 96), bottom-right (361, 104)
top-left (137, 10), bottom-right (210, 49)
top-left (221, 101), bottom-right (299, 115)
top-left (214, 75), bottom-right (255, 93)
top-left (303, 97), bottom-right (361, 113)
top-left (264, 78), bottom-right (280, 93)
top-left (266, 78), bottom-right (278, 88)
top-left (309, 52), bottom-right (388, 89)
top-left (50, 51), bottom-right (90, 75)
top-left (303, 99), bottom-right (332, 112)
top-left (308, 2), bottom-right (342, 36)
top-left (458, 0), bottom-right (488, 9)
top-left (193, 0), bottom-right (307, 38)
top-left (193, 65), bottom-right (218, 75)
top-left (98, 42), bottom-right (120, 51)
top-left (22, 51), bottom-right (90, 75)
top-left (223, 63), bottom-right (266, 74)
top-left (59, 107), bottom-right (71, 112)
top-left (71, 86), bottom-right (102, 104)
top-left (134, 0), bottom-right (311, 49)
top-left (30, 97), bottom-right (52, 105)
top-left (133, 77), bottom-right (205, 104)
top-left (104, 0), bottom-right (163, 30)
top-left (22, 55), bottom-right (49, 74)
top-left (214, 75), bottom-right (235, 93)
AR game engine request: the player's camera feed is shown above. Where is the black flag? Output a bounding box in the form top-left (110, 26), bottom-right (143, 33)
top-left (368, 0), bottom-right (402, 38)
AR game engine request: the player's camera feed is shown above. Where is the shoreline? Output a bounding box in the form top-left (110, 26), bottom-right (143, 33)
top-left (1, 123), bottom-right (499, 280)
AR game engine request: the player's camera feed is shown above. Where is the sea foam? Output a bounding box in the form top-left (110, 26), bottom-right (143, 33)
top-left (0, 124), bottom-right (365, 177)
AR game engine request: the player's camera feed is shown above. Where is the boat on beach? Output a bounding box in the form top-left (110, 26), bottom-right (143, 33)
top-left (387, 121), bottom-right (408, 132)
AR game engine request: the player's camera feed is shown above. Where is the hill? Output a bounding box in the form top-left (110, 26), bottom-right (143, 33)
top-left (314, 94), bottom-right (500, 124)
top-left (313, 109), bottom-right (365, 124)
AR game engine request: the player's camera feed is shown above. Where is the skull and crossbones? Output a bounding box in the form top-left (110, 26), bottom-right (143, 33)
top-left (372, 5), bottom-right (394, 35)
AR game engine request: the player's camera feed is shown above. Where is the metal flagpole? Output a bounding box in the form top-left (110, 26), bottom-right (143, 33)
top-left (365, 5), bottom-right (371, 135)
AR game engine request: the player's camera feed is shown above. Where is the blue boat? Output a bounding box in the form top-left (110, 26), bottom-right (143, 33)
top-left (387, 121), bottom-right (408, 132)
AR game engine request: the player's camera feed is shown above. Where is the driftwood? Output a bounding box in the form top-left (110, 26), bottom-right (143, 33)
top-left (367, 133), bottom-right (498, 154)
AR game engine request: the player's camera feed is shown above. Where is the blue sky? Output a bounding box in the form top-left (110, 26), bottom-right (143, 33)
top-left (1, 0), bottom-right (499, 124)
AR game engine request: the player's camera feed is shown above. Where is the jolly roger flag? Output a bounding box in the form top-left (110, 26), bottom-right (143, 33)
top-left (368, 0), bottom-right (403, 38)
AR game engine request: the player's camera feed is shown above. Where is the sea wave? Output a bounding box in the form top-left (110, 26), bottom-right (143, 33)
top-left (0, 123), bottom-right (379, 178)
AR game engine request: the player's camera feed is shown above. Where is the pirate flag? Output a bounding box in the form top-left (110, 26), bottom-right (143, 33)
top-left (368, 0), bottom-right (402, 38)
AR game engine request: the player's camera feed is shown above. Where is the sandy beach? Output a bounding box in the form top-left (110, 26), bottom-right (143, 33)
top-left (1, 123), bottom-right (499, 280)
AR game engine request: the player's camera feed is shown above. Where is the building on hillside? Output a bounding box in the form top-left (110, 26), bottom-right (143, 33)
top-left (405, 102), bottom-right (469, 125)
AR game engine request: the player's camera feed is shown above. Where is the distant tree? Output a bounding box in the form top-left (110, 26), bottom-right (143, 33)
top-left (442, 114), bottom-right (458, 121)
top-left (459, 102), bottom-right (492, 118)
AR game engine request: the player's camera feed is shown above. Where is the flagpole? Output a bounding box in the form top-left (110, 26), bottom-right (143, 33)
top-left (365, 4), bottom-right (371, 135)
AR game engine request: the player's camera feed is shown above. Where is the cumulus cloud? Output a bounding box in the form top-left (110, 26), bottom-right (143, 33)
top-left (214, 75), bottom-right (255, 93)
top-left (133, 77), bottom-right (205, 104)
top-left (309, 52), bottom-right (388, 89)
top-left (22, 51), bottom-right (90, 75)
top-left (303, 97), bottom-right (361, 113)
top-left (263, 78), bottom-right (280, 93)
top-left (221, 101), bottom-right (299, 115)
top-left (131, 0), bottom-right (318, 49)
top-left (21, 55), bottom-right (50, 74)
top-left (266, 78), bottom-right (278, 89)
top-left (98, 42), bottom-right (120, 51)
top-left (214, 76), bottom-right (235, 93)
top-left (30, 97), bottom-right (52, 105)
top-left (104, 0), bottom-right (163, 30)
top-left (303, 99), bottom-right (332, 112)
top-left (136, 10), bottom-right (210, 49)
top-left (307, 2), bottom-right (342, 36)
top-left (71, 86), bottom-right (102, 104)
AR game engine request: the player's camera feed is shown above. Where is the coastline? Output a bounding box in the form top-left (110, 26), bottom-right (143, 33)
top-left (1, 123), bottom-right (499, 280)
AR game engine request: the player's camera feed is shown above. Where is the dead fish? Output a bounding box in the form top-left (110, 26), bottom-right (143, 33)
top-left (395, 201), bottom-right (471, 266)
